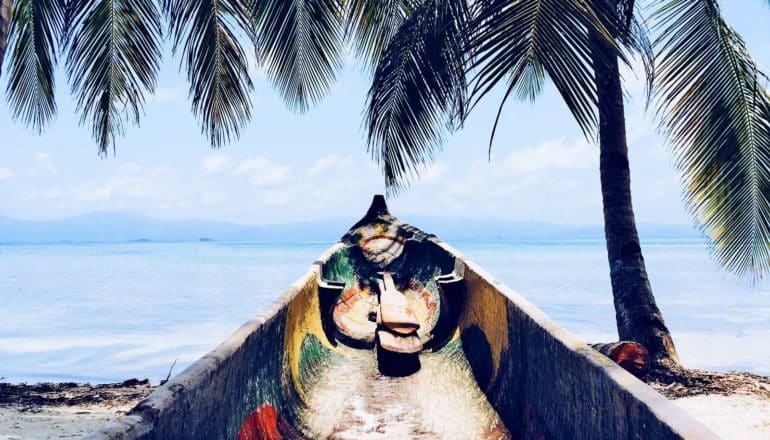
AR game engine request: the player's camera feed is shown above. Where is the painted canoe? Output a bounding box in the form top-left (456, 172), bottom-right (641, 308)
top-left (88, 196), bottom-right (716, 440)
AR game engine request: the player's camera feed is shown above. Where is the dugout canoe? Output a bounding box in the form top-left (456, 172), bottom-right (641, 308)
top-left (88, 196), bottom-right (716, 440)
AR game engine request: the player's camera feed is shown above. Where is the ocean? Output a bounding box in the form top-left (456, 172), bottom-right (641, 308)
top-left (1, 239), bottom-right (768, 384)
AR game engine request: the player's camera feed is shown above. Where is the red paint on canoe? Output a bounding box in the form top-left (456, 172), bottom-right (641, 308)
top-left (237, 404), bottom-right (304, 440)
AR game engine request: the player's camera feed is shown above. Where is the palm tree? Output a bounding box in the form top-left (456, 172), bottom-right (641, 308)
top-left (589, 1), bottom-right (682, 369)
top-left (0, 0), bottom-right (767, 371)
top-left (365, 0), bottom-right (770, 370)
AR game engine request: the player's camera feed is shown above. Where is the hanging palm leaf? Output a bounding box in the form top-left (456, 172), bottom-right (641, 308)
top-left (66, 0), bottom-right (162, 153)
top-left (251, 0), bottom-right (345, 113)
top-left (344, 0), bottom-right (415, 70)
top-left (163, 0), bottom-right (255, 148)
top-left (5, 0), bottom-right (65, 131)
top-left (654, 0), bottom-right (770, 277)
top-left (365, 0), bottom-right (470, 191)
top-left (628, 15), bottom-right (656, 106)
top-left (470, 0), bottom-right (616, 143)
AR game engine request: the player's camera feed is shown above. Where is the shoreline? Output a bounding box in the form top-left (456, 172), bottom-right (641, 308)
top-left (1, 372), bottom-right (769, 439)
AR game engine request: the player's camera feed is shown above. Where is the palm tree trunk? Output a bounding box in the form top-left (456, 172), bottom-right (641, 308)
top-left (0, 0), bottom-right (11, 76)
top-left (591, 34), bottom-right (681, 371)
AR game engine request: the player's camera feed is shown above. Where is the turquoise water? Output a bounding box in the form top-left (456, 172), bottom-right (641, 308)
top-left (1, 240), bottom-right (768, 383)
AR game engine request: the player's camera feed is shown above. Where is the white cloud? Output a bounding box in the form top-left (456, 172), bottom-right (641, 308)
top-left (0, 168), bottom-right (16, 182)
top-left (503, 138), bottom-right (596, 174)
top-left (74, 163), bottom-right (190, 205)
top-left (201, 191), bottom-right (229, 206)
top-left (201, 154), bottom-right (232, 175)
top-left (35, 153), bottom-right (56, 174)
top-left (419, 162), bottom-right (451, 185)
top-left (233, 157), bottom-right (291, 187)
top-left (308, 154), bottom-right (350, 176)
top-left (0, 132), bottom-right (684, 225)
top-left (15, 189), bottom-right (62, 200)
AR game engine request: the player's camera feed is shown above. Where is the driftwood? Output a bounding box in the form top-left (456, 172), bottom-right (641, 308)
top-left (591, 342), bottom-right (650, 378)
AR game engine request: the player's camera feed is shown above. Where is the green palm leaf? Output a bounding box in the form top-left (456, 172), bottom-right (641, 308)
top-left (344, 0), bottom-right (415, 70)
top-left (628, 15), bottom-right (655, 106)
top-left (5, 0), bottom-right (65, 131)
top-left (164, 0), bottom-right (255, 148)
top-left (66, 0), bottom-right (162, 154)
top-left (470, 0), bottom-right (615, 142)
top-left (654, 0), bottom-right (770, 277)
top-left (252, 0), bottom-right (344, 113)
top-left (365, 0), bottom-right (470, 191)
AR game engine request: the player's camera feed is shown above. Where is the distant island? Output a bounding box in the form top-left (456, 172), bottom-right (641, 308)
top-left (0, 212), bottom-right (699, 244)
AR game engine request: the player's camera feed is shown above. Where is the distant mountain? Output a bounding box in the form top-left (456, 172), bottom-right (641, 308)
top-left (0, 212), bottom-right (699, 244)
top-left (0, 212), bottom-right (347, 243)
top-left (408, 217), bottom-right (699, 242)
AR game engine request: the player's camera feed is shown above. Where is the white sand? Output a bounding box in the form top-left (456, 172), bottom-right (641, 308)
top-left (0, 403), bottom-right (131, 440)
top-left (673, 394), bottom-right (770, 439)
top-left (1, 389), bottom-right (768, 438)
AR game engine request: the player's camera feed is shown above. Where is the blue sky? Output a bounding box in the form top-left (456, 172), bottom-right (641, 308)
top-left (0, 2), bottom-right (767, 226)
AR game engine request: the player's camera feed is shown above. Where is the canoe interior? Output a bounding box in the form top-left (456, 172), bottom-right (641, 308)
top-left (88, 196), bottom-right (715, 440)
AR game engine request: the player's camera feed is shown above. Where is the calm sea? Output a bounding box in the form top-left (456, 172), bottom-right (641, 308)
top-left (1, 240), bottom-right (768, 384)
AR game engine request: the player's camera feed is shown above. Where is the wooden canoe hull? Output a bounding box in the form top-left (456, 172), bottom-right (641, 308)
top-left (87, 196), bottom-right (716, 440)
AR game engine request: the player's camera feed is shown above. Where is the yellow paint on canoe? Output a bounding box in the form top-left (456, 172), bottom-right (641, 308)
top-left (283, 274), bottom-right (336, 403)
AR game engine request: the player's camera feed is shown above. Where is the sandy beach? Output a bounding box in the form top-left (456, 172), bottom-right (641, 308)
top-left (0, 404), bottom-right (134, 440)
top-left (673, 394), bottom-right (770, 439)
top-left (2, 376), bottom-right (770, 439)
top-left (0, 380), bottom-right (153, 440)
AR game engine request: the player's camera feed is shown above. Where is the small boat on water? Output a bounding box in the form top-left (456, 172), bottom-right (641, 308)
top-left (89, 196), bottom-right (716, 440)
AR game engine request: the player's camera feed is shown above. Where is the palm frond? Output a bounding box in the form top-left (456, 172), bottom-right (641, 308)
top-left (628, 15), bottom-right (655, 106)
top-left (654, 0), bottom-right (770, 277)
top-left (164, 0), bottom-right (254, 147)
top-left (470, 0), bottom-right (616, 143)
top-left (5, 0), bottom-right (65, 131)
top-left (252, 0), bottom-right (344, 113)
top-left (344, 0), bottom-right (414, 70)
top-left (0, 0), bottom-right (11, 76)
top-left (66, 0), bottom-right (162, 154)
top-left (365, 0), bottom-right (470, 192)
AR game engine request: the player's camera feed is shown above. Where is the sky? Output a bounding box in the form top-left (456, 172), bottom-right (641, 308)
top-left (0, 2), bottom-right (767, 226)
